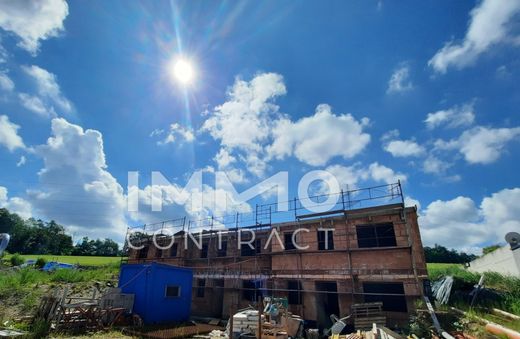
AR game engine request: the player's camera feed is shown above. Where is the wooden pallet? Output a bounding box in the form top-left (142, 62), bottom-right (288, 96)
top-left (351, 302), bottom-right (386, 330)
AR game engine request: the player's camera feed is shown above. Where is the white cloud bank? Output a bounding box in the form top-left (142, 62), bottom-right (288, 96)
top-left (20, 65), bottom-right (72, 117)
top-left (0, 0), bottom-right (69, 55)
top-left (429, 0), bottom-right (520, 73)
top-left (420, 188), bottom-right (520, 252)
top-left (202, 73), bottom-right (371, 176)
top-left (325, 162), bottom-right (406, 190)
top-left (268, 104), bottom-right (370, 166)
top-left (435, 126), bottom-right (520, 164)
top-left (29, 118), bottom-right (127, 240)
top-left (0, 115), bottom-right (25, 152)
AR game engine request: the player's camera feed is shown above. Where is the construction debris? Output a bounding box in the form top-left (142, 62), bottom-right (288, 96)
top-left (484, 323), bottom-right (520, 339)
top-left (491, 308), bottom-right (520, 321)
top-left (351, 303), bottom-right (386, 331)
top-left (423, 296), bottom-right (455, 339)
top-left (0, 328), bottom-right (26, 338)
top-left (432, 276), bottom-right (453, 305)
top-left (123, 322), bottom-right (224, 339)
top-left (35, 286), bottom-right (134, 331)
top-left (228, 297), bottom-right (303, 339)
top-left (230, 309), bottom-right (264, 337)
top-left (327, 323), bottom-right (405, 339)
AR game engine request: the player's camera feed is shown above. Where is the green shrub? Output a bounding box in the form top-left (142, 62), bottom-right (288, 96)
top-left (10, 253), bottom-right (25, 266)
top-left (35, 257), bottom-right (46, 269)
top-left (428, 263), bottom-right (520, 315)
top-left (49, 268), bottom-right (85, 283)
top-left (22, 290), bottom-right (42, 312)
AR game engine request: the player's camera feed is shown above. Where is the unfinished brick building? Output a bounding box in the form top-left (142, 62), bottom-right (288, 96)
top-left (126, 183), bottom-right (428, 329)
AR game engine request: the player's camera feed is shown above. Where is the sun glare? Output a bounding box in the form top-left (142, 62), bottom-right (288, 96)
top-left (170, 58), bottom-right (194, 85)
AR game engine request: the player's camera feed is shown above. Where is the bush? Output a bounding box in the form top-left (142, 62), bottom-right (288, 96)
top-left (35, 257), bottom-right (46, 269)
top-left (428, 263), bottom-right (520, 315)
top-left (10, 253), bottom-right (25, 266)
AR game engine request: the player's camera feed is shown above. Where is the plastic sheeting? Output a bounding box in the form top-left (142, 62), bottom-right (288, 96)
top-left (0, 233), bottom-right (10, 256)
top-left (42, 261), bottom-right (76, 271)
top-left (432, 276), bottom-right (454, 304)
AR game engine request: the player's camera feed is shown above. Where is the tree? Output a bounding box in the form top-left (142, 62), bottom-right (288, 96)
top-left (72, 237), bottom-right (120, 256)
top-left (1, 207), bottom-right (118, 256)
top-left (424, 244), bottom-right (477, 263)
top-left (3, 211), bottom-right (73, 255)
top-left (0, 208), bottom-right (24, 234)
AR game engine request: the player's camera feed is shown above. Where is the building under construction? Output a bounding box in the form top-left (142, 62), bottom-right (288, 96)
top-left (125, 182), bottom-right (428, 329)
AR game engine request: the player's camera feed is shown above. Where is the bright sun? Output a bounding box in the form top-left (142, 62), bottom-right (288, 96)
top-left (171, 58), bottom-right (194, 85)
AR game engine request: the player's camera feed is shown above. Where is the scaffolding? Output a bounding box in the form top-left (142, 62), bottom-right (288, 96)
top-left (124, 182), bottom-right (403, 235)
top-left (121, 182), bottom-right (426, 323)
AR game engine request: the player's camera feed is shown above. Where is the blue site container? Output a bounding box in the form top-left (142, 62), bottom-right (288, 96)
top-left (118, 263), bottom-right (193, 324)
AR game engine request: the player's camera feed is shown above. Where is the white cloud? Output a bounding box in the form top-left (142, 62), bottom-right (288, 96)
top-left (202, 72), bottom-right (286, 153)
top-left (0, 186), bottom-right (32, 219)
top-left (213, 148), bottom-right (247, 184)
top-left (268, 104), bottom-right (371, 166)
top-left (387, 63), bottom-right (413, 94)
top-left (149, 128), bottom-right (164, 137)
top-left (425, 102), bottom-right (475, 129)
top-left (366, 162), bottom-right (406, 184)
top-left (495, 65), bottom-right (512, 79)
top-left (18, 92), bottom-right (56, 118)
top-left (0, 115), bottom-right (25, 151)
top-left (0, 70), bottom-right (14, 91)
top-left (436, 126), bottom-right (520, 164)
top-left (133, 180), bottom-right (252, 229)
top-left (420, 188), bottom-right (520, 251)
top-left (214, 148), bottom-right (236, 169)
top-left (480, 188), bottom-right (520, 238)
top-left (203, 73), bottom-right (371, 175)
top-left (0, 0), bottom-right (69, 55)
top-left (0, 39), bottom-right (7, 63)
top-left (384, 139), bottom-right (425, 157)
top-left (404, 196), bottom-right (421, 210)
top-left (16, 155), bottom-right (26, 167)
top-left (202, 72), bottom-right (287, 176)
top-left (380, 129), bottom-right (400, 142)
top-left (325, 162), bottom-right (406, 190)
top-left (156, 123), bottom-right (194, 145)
top-left (22, 65), bottom-right (72, 114)
top-left (325, 164), bottom-right (362, 190)
top-left (422, 155), bottom-right (452, 174)
top-left (29, 118), bottom-right (127, 240)
top-left (429, 0), bottom-right (520, 73)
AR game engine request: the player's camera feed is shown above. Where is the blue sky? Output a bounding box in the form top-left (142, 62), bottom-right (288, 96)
top-left (0, 0), bottom-right (519, 252)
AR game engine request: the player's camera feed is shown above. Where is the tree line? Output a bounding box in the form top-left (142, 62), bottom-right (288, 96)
top-left (424, 244), bottom-right (478, 263)
top-left (0, 208), bottom-right (121, 256)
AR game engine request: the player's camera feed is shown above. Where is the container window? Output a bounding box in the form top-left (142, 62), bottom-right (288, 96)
top-left (165, 285), bottom-right (181, 298)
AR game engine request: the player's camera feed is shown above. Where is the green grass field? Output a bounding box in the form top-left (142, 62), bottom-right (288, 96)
top-left (427, 263), bottom-right (461, 270)
top-left (3, 254), bottom-right (123, 266)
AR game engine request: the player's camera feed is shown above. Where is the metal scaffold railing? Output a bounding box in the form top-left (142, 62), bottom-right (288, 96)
top-left (124, 181), bottom-right (404, 237)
